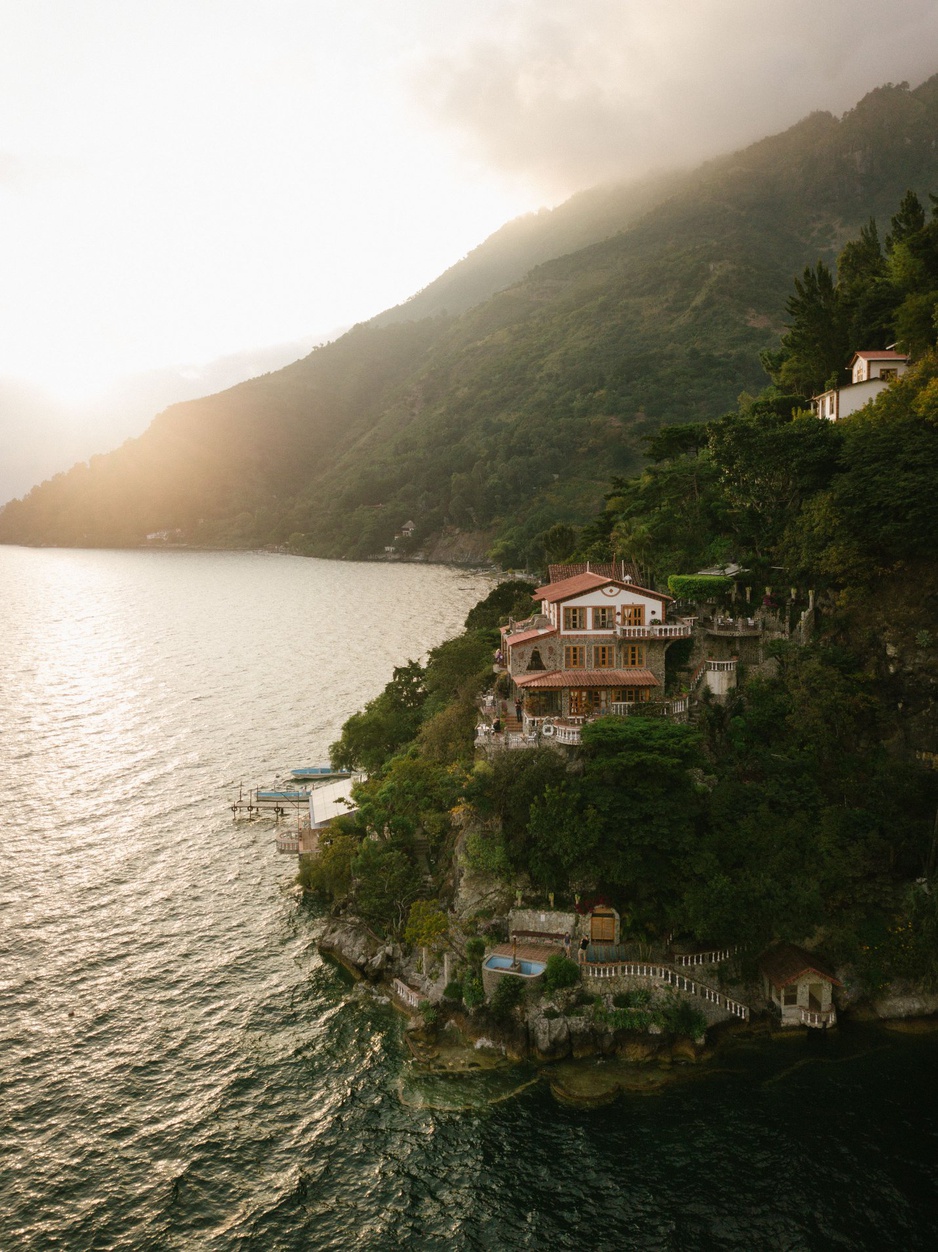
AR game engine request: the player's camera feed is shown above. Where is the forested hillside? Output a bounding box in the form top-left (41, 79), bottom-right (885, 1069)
top-left (4, 77), bottom-right (938, 561)
top-left (309, 218), bottom-right (938, 988)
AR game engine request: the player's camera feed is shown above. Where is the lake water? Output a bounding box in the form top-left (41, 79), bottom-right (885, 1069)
top-left (2, 546), bottom-right (937, 1250)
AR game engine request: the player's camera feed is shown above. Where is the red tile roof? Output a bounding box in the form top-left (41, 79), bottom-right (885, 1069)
top-left (548, 561), bottom-right (641, 584)
top-left (850, 349), bottom-right (909, 362)
top-left (759, 943), bottom-right (842, 990)
top-left (513, 668), bottom-right (660, 689)
top-left (505, 627), bottom-right (556, 647)
top-left (532, 572), bottom-right (672, 604)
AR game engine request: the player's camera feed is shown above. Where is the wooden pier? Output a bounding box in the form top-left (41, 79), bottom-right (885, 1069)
top-left (230, 783), bottom-right (310, 819)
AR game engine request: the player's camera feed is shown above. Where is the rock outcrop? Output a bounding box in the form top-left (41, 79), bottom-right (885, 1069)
top-left (318, 917), bottom-right (400, 980)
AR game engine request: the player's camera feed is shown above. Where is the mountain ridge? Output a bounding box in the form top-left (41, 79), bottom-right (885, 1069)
top-left (4, 75), bottom-right (938, 562)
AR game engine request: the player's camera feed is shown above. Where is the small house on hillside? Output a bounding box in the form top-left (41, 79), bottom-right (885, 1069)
top-left (760, 943), bottom-right (841, 1028)
top-left (813, 349), bottom-right (909, 421)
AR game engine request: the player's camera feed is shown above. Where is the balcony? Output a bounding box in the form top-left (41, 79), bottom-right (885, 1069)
top-left (609, 697), bottom-right (689, 719)
top-left (616, 622), bottom-right (693, 639)
top-left (703, 616), bottom-right (761, 637)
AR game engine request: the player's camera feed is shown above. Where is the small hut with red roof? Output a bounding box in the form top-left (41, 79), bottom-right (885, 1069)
top-left (760, 943), bottom-right (841, 1028)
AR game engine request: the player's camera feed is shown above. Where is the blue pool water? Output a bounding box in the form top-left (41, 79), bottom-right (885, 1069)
top-left (485, 956), bottom-right (546, 976)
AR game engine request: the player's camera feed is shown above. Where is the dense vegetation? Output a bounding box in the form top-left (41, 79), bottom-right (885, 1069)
top-left (304, 197), bottom-right (938, 994)
top-left (5, 79), bottom-right (938, 567)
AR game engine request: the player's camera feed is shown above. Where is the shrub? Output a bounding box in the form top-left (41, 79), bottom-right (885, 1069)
top-left (404, 900), bottom-right (448, 951)
top-left (465, 936), bottom-right (486, 962)
top-left (443, 980), bottom-right (464, 1002)
top-left (489, 975), bottom-right (525, 1022)
top-left (607, 1008), bottom-right (653, 1032)
top-left (463, 969), bottom-right (485, 1009)
top-left (660, 995), bottom-right (708, 1039)
top-left (418, 1000), bottom-right (439, 1027)
top-left (543, 953), bottom-right (580, 993)
top-left (667, 574), bottom-right (732, 601)
top-left (612, 989), bottom-right (652, 1010)
top-left (464, 830), bottom-right (511, 877)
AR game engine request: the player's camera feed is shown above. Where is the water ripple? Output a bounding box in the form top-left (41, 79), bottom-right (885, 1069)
top-left (2, 548), bottom-right (937, 1250)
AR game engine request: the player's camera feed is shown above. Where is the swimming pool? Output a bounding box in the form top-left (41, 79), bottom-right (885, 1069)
top-left (483, 955), bottom-right (546, 977)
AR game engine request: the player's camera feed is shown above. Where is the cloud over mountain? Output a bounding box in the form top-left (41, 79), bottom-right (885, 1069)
top-left (412, 0), bottom-right (938, 193)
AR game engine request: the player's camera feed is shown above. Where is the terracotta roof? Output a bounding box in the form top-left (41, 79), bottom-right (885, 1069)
top-left (505, 627), bottom-right (556, 647)
top-left (513, 667), bottom-right (660, 689)
top-left (759, 943), bottom-right (842, 990)
top-left (532, 572), bottom-right (672, 604)
top-left (548, 561), bottom-right (640, 584)
top-left (849, 349), bottom-right (909, 362)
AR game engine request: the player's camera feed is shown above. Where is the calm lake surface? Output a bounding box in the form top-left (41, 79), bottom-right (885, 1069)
top-left (2, 546), bottom-right (937, 1250)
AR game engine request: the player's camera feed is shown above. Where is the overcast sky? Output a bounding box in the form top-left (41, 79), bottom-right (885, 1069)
top-left (2, 0), bottom-right (937, 410)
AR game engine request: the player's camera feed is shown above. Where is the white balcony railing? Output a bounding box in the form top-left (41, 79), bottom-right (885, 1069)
top-left (616, 622), bottom-right (693, 639)
top-left (609, 698), bottom-right (688, 718)
top-left (705, 617), bottom-right (761, 636)
top-left (706, 659), bottom-right (737, 672)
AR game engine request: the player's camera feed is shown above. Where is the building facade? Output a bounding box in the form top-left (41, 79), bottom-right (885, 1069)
top-left (501, 567), bottom-right (692, 722)
top-left (813, 349), bottom-right (909, 421)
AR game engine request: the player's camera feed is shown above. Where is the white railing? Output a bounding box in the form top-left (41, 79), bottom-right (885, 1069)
top-left (581, 960), bottom-right (749, 1019)
top-left (276, 834), bottom-right (300, 854)
top-left (616, 623), bottom-right (693, 638)
top-left (609, 698), bottom-right (688, 718)
top-left (609, 701), bottom-right (651, 716)
top-left (393, 978), bottom-right (421, 1009)
top-left (673, 947), bottom-right (736, 967)
top-left (706, 618), bottom-right (761, 635)
top-left (800, 1006), bottom-right (835, 1028)
top-left (706, 659), bottom-right (737, 672)
top-left (553, 724), bottom-right (582, 745)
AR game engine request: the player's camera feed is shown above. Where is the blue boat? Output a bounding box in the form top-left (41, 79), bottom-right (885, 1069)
top-left (290, 766), bottom-right (353, 781)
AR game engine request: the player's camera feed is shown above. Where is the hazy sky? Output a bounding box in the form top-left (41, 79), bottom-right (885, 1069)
top-left (2, 0), bottom-right (937, 407)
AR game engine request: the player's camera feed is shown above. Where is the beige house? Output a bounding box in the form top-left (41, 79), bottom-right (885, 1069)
top-left (760, 943), bottom-right (841, 1028)
top-left (813, 349), bottom-right (909, 421)
top-left (501, 564), bottom-right (692, 723)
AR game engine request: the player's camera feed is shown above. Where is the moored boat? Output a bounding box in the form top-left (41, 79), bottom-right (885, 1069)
top-left (290, 766), bottom-right (353, 781)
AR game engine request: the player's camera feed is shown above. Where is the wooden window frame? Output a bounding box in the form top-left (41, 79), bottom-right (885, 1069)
top-left (593, 644), bottom-right (614, 669)
top-left (592, 606), bottom-right (615, 630)
top-left (782, 985), bottom-right (798, 1006)
top-left (623, 643), bottom-right (645, 667)
top-left (621, 605), bottom-right (645, 627)
top-left (564, 645), bottom-right (585, 669)
top-left (563, 606), bottom-right (587, 630)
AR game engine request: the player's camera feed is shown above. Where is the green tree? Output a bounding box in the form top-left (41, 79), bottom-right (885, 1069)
top-left (404, 899), bottom-right (449, 950)
top-left (772, 261), bottom-right (849, 398)
top-left (297, 828), bottom-right (359, 902)
top-left (330, 661), bottom-right (427, 772)
top-left (351, 840), bottom-right (419, 932)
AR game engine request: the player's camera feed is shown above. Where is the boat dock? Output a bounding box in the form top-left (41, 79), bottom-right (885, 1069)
top-left (232, 774), bottom-right (362, 856)
top-left (230, 784), bottom-right (311, 818)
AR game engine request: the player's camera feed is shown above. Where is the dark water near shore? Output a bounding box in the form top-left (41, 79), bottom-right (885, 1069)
top-left (2, 548), bottom-right (937, 1250)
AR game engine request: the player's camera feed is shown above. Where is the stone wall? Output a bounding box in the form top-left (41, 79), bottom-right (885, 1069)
top-left (508, 908), bottom-right (576, 941)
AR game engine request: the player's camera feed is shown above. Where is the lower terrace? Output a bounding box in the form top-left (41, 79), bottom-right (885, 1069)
top-left (475, 698), bottom-right (691, 751)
